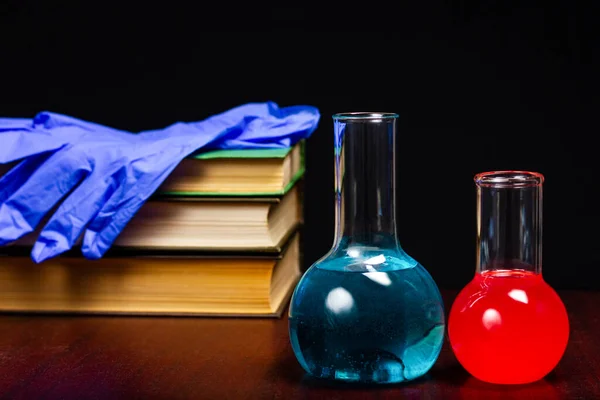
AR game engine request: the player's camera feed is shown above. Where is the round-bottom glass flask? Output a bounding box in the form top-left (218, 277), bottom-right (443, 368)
top-left (448, 171), bottom-right (569, 385)
top-left (288, 113), bottom-right (445, 384)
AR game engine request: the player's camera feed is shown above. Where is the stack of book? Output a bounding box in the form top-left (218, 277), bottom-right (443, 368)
top-left (0, 142), bottom-right (305, 317)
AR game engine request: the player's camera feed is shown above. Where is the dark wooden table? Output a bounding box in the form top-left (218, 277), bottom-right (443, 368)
top-left (0, 290), bottom-right (597, 399)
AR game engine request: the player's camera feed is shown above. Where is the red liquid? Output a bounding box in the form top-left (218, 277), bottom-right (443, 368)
top-left (448, 270), bottom-right (569, 384)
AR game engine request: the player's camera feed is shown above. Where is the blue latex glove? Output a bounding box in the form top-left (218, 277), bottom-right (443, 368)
top-left (0, 102), bottom-right (320, 262)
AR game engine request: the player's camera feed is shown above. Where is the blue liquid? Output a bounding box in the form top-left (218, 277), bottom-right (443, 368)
top-left (288, 247), bottom-right (445, 384)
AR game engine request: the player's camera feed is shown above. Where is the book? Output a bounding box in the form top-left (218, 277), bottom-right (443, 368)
top-left (157, 141), bottom-right (305, 196)
top-left (0, 141), bottom-right (305, 197)
top-left (0, 233), bottom-right (301, 317)
top-left (8, 183), bottom-right (302, 251)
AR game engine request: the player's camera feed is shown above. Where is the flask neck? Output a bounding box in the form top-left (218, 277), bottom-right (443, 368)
top-left (475, 171), bottom-right (544, 275)
top-left (331, 113), bottom-right (399, 251)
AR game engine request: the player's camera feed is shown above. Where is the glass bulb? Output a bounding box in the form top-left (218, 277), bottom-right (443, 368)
top-left (448, 171), bottom-right (569, 384)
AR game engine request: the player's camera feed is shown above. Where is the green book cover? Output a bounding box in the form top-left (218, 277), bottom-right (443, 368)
top-left (191, 145), bottom-right (297, 160)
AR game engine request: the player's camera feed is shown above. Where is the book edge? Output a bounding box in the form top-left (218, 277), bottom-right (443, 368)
top-left (189, 140), bottom-right (303, 160)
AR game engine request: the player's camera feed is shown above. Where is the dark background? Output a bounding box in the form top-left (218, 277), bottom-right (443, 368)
top-left (1, 2), bottom-right (598, 289)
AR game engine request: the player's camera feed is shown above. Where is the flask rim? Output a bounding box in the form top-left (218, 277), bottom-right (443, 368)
top-left (475, 170), bottom-right (544, 188)
top-left (332, 112), bottom-right (399, 120)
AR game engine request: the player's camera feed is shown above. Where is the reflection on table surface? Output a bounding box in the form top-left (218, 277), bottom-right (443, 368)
top-left (0, 289), bottom-right (596, 399)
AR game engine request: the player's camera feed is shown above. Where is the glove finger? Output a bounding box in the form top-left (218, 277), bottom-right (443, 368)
top-left (137, 102), bottom-right (286, 147)
top-left (0, 149), bottom-right (91, 245)
top-left (0, 153), bottom-right (55, 204)
top-left (0, 112), bottom-right (131, 164)
top-left (229, 105), bottom-right (320, 145)
top-left (81, 193), bottom-right (148, 259)
top-left (0, 118), bottom-right (33, 131)
top-left (137, 102), bottom-right (275, 138)
top-left (82, 151), bottom-right (186, 259)
top-left (147, 103), bottom-right (320, 152)
top-left (0, 113), bottom-right (70, 163)
top-left (30, 172), bottom-right (117, 263)
top-left (32, 111), bottom-right (129, 135)
top-left (0, 130), bottom-right (69, 164)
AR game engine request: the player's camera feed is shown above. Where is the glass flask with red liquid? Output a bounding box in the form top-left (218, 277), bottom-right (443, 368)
top-left (448, 171), bottom-right (569, 385)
